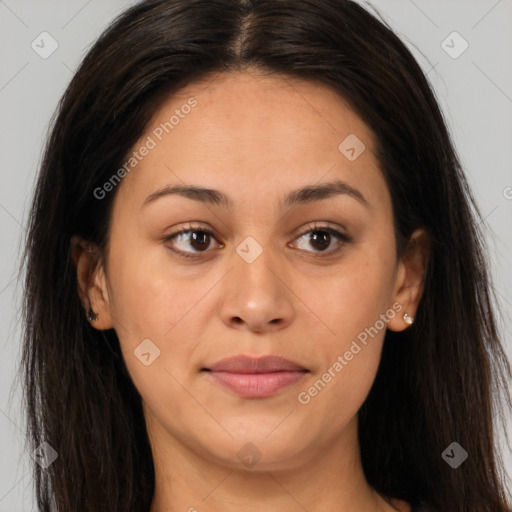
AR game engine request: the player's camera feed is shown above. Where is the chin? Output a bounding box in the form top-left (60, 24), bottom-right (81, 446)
top-left (198, 428), bottom-right (313, 472)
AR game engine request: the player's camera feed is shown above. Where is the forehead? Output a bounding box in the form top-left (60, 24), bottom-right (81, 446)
top-left (159, 69), bottom-right (373, 151)
top-left (114, 70), bottom-right (387, 214)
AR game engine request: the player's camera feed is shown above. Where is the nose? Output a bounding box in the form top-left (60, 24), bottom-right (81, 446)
top-left (218, 244), bottom-right (295, 334)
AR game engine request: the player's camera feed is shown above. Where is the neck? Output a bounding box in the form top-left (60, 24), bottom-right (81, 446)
top-left (147, 415), bottom-right (405, 512)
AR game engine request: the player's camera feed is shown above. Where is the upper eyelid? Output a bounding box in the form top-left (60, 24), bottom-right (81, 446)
top-left (166, 221), bottom-right (347, 239)
top-left (295, 222), bottom-right (347, 237)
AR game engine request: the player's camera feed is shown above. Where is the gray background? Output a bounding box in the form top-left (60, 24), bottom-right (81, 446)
top-left (1, 0), bottom-right (511, 510)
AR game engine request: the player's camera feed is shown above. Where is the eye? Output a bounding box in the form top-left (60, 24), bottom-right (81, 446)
top-left (164, 221), bottom-right (351, 260)
top-left (164, 222), bottom-right (222, 259)
top-left (292, 223), bottom-right (351, 255)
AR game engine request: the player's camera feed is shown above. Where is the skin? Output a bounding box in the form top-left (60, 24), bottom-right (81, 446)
top-left (73, 69), bottom-right (429, 512)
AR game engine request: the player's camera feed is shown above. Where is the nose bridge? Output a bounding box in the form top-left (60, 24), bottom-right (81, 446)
top-left (218, 226), bottom-right (294, 332)
top-left (233, 230), bottom-right (281, 295)
top-left (228, 196), bottom-right (276, 261)
top-left (228, 190), bottom-right (292, 289)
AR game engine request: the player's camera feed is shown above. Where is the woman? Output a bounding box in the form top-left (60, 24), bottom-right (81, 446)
top-left (21, 0), bottom-right (512, 511)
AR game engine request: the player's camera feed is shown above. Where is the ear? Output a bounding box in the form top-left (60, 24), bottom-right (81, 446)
top-left (71, 235), bottom-right (114, 330)
top-left (387, 228), bottom-right (430, 332)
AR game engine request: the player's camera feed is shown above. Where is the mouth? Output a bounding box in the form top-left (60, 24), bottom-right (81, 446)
top-left (201, 355), bottom-right (309, 398)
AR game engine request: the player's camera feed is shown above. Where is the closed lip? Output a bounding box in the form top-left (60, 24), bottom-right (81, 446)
top-left (202, 355), bottom-right (308, 373)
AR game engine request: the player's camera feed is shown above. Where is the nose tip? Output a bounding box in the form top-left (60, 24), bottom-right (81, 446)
top-left (218, 244), bottom-right (296, 334)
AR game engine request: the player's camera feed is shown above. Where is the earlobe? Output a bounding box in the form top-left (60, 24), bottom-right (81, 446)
top-left (387, 228), bottom-right (430, 332)
top-left (87, 308), bottom-right (99, 323)
top-left (70, 235), bottom-right (114, 330)
top-left (402, 312), bottom-right (414, 325)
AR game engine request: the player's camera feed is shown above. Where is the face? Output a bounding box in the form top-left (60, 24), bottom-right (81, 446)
top-left (84, 70), bottom-right (422, 472)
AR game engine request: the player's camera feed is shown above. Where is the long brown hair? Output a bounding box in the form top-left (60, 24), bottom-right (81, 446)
top-left (21, 0), bottom-right (512, 510)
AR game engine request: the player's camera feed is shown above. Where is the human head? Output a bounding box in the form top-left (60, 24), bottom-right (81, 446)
top-left (21, 1), bottom-right (512, 511)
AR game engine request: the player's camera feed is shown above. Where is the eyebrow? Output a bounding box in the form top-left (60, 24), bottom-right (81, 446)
top-left (141, 179), bottom-right (369, 210)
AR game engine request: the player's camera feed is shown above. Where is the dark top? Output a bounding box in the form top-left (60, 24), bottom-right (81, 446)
top-left (381, 495), bottom-right (432, 512)
top-left (410, 505), bottom-right (431, 512)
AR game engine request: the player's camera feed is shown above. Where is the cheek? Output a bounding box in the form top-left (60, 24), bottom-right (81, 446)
top-left (106, 236), bottom-right (185, 336)
top-left (304, 242), bottom-right (396, 350)
top-left (293, 241), bottom-right (396, 419)
top-left (106, 236), bottom-right (213, 383)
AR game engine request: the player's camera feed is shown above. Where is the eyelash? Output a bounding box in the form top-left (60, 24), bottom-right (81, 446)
top-left (163, 222), bottom-right (352, 260)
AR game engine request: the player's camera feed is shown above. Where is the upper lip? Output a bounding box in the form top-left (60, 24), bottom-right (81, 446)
top-left (203, 355), bottom-right (308, 373)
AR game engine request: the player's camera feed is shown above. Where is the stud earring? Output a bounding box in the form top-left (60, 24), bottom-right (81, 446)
top-left (403, 312), bottom-right (414, 325)
top-left (88, 308), bottom-right (98, 322)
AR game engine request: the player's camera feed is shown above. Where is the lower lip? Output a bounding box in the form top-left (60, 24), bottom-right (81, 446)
top-left (205, 370), bottom-right (308, 398)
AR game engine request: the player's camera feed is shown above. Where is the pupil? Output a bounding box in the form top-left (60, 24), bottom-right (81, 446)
top-left (191, 231), bottom-right (209, 251)
top-left (311, 231), bottom-right (330, 251)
